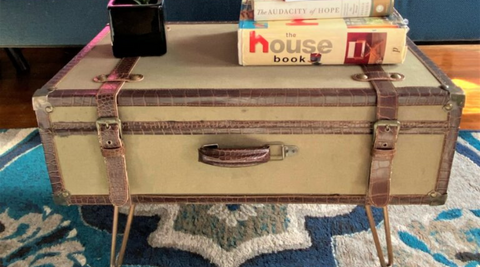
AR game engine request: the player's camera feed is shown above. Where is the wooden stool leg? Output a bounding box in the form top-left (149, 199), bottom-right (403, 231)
top-left (365, 205), bottom-right (393, 267)
top-left (110, 205), bottom-right (136, 267)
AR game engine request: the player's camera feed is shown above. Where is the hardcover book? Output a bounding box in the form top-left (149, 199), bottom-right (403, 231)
top-left (254, 0), bottom-right (394, 21)
top-left (238, 0), bottom-right (409, 66)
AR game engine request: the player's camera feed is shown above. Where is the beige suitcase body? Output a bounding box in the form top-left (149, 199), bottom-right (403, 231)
top-left (33, 23), bottom-right (463, 206)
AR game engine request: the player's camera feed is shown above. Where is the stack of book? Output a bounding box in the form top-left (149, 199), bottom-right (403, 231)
top-left (238, 0), bottom-right (409, 66)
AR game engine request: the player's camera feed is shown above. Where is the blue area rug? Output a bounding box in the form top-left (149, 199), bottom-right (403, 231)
top-left (0, 129), bottom-right (479, 267)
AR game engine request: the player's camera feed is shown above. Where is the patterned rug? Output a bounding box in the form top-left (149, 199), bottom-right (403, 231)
top-left (0, 129), bottom-right (479, 267)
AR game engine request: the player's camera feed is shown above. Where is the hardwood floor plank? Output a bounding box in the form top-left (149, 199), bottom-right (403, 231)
top-left (0, 48), bottom-right (81, 128)
top-left (419, 45), bottom-right (480, 130)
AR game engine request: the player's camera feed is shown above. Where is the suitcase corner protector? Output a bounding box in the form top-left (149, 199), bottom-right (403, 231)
top-left (53, 190), bottom-right (71, 206)
top-left (428, 192), bottom-right (448, 206)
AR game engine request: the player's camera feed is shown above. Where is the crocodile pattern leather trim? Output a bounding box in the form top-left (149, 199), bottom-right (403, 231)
top-left (368, 125), bottom-right (400, 207)
top-left (406, 39), bottom-right (464, 196)
top-left (49, 121), bottom-right (449, 136)
top-left (435, 107), bottom-right (462, 194)
top-left (363, 65), bottom-right (400, 208)
top-left (363, 66), bottom-right (399, 120)
top-left (47, 87), bottom-right (450, 107)
top-left (66, 194), bottom-right (441, 205)
top-left (96, 57), bottom-right (139, 118)
top-left (38, 129), bottom-right (66, 194)
top-left (95, 57), bottom-right (139, 206)
top-left (199, 146), bottom-right (270, 167)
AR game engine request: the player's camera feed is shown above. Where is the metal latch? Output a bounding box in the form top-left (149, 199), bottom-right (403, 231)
top-left (269, 144), bottom-right (299, 161)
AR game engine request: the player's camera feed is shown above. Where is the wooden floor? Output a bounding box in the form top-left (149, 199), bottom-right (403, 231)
top-left (0, 48), bottom-right (81, 129)
top-left (419, 45), bottom-right (480, 130)
top-left (0, 45), bottom-right (479, 129)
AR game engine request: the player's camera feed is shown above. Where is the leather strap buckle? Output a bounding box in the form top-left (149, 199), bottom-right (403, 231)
top-left (96, 117), bottom-right (123, 140)
top-left (373, 120), bottom-right (400, 141)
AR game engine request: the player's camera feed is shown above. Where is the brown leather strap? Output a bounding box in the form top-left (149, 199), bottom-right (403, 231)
top-left (199, 145), bottom-right (270, 167)
top-left (95, 57), bottom-right (139, 206)
top-left (362, 65), bottom-right (400, 207)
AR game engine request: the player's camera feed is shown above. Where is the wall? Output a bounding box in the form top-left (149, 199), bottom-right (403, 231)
top-left (0, 0), bottom-right (479, 47)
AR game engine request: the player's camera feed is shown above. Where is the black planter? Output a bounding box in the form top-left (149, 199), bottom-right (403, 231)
top-left (108, 0), bottom-right (167, 58)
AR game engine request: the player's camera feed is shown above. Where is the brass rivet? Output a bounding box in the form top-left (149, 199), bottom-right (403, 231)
top-left (355, 74), bottom-right (368, 81)
top-left (45, 106), bottom-right (54, 113)
top-left (390, 73), bottom-right (402, 80)
top-left (429, 191), bottom-right (440, 198)
top-left (106, 140), bottom-right (113, 145)
top-left (440, 84), bottom-right (450, 90)
top-left (93, 74), bottom-right (108, 83)
top-left (130, 74), bottom-right (144, 81)
top-left (443, 103), bottom-right (453, 111)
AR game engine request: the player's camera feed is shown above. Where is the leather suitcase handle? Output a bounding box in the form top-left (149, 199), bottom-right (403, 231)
top-left (199, 144), bottom-right (271, 168)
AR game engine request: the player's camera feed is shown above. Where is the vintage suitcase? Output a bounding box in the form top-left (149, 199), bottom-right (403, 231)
top-left (33, 23), bottom-right (464, 266)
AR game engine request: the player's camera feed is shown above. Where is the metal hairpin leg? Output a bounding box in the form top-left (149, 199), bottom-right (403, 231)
top-left (365, 205), bottom-right (393, 267)
top-left (4, 48), bottom-right (30, 74)
top-left (111, 205), bottom-right (136, 267)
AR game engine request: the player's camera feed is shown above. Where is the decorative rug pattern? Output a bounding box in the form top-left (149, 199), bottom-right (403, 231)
top-left (0, 129), bottom-right (479, 267)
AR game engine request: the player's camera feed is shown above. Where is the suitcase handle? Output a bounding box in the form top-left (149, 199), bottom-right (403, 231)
top-left (198, 144), bottom-right (298, 168)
